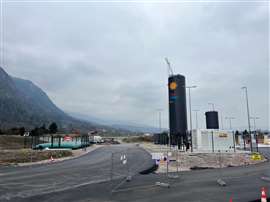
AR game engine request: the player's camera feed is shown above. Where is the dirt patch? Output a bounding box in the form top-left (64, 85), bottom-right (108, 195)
top-left (122, 136), bottom-right (153, 143)
top-left (0, 135), bottom-right (29, 149)
top-left (0, 149), bottom-right (73, 165)
top-left (139, 143), bottom-right (266, 173)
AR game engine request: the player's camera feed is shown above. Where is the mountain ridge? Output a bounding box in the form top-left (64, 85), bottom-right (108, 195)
top-left (0, 66), bottom-right (95, 131)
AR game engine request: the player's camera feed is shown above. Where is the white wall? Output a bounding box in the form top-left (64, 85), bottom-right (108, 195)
top-left (192, 129), bottom-right (235, 152)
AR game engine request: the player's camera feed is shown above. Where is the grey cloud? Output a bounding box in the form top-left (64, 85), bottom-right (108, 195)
top-left (2, 2), bottom-right (269, 129)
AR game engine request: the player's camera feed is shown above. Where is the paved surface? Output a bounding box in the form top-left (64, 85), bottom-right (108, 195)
top-left (0, 144), bottom-right (154, 202)
top-left (0, 146), bottom-right (269, 202)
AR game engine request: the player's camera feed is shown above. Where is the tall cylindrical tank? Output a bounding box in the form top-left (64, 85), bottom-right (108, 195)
top-left (168, 74), bottom-right (188, 146)
top-left (205, 111), bottom-right (219, 129)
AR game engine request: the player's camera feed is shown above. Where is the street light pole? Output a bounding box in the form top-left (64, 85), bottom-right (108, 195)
top-left (156, 109), bottom-right (163, 148)
top-left (241, 86), bottom-right (253, 152)
top-left (156, 109), bottom-right (163, 133)
top-left (193, 109), bottom-right (200, 129)
top-left (225, 117), bottom-right (235, 130)
top-left (208, 103), bottom-right (215, 111)
top-left (250, 117), bottom-right (259, 131)
top-left (250, 116), bottom-right (259, 152)
top-left (186, 85), bottom-right (197, 152)
top-left (220, 111), bottom-right (224, 130)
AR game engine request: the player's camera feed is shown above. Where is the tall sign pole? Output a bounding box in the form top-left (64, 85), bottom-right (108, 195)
top-left (242, 86), bottom-right (252, 152)
top-left (186, 86), bottom-right (197, 152)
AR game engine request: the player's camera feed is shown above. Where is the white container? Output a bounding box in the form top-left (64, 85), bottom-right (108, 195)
top-left (192, 129), bottom-right (234, 152)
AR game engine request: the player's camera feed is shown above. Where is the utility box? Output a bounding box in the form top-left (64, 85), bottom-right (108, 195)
top-left (192, 129), bottom-right (235, 152)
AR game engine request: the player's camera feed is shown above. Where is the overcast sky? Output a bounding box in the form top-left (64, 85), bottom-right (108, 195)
top-left (1, 1), bottom-right (269, 130)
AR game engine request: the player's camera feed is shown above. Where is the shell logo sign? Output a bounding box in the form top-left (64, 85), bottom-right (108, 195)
top-left (169, 82), bottom-right (177, 90)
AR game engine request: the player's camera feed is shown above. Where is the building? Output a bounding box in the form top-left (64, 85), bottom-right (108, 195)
top-left (192, 129), bottom-right (235, 152)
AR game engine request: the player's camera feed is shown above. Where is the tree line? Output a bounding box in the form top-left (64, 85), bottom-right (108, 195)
top-left (0, 122), bottom-right (58, 136)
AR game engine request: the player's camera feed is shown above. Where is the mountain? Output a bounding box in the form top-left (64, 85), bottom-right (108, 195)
top-left (69, 112), bottom-right (165, 133)
top-left (0, 67), bottom-right (96, 131)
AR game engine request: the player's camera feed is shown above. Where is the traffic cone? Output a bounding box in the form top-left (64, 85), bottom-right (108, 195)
top-left (261, 187), bottom-right (267, 202)
top-left (50, 155), bottom-right (54, 162)
top-left (229, 197), bottom-right (233, 202)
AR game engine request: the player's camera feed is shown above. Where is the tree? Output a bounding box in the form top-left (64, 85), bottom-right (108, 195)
top-left (40, 124), bottom-right (49, 134)
top-left (49, 122), bottom-right (58, 134)
top-left (30, 128), bottom-right (38, 136)
top-left (19, 127), bottom-right (25, 136)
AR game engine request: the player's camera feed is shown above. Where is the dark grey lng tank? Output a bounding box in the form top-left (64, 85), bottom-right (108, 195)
top-left (168, 74), bottom-right (188, 148)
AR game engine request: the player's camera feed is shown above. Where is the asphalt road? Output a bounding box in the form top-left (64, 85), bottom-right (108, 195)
top-left (0, 146), bottom-right (269, 202)
top-left (0, 144), bottom-right (154, 202)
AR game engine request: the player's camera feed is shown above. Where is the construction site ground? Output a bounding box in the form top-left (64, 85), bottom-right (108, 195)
top-left (139, 143), bottom-right (266, 173)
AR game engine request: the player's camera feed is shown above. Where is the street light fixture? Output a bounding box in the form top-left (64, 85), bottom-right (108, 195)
top-left (186, 85), bottom-right (197, 152)
top-left (241, 86), bottom-right (253, 152)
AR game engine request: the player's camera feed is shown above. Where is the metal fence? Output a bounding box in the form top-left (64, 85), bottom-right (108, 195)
top-left (22, 135), bottom-right (90, 149)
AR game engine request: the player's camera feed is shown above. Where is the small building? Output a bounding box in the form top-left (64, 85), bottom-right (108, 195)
top-left (192, 129), bottom-right (235, 152)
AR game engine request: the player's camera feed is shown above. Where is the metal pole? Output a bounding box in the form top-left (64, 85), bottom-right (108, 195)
top-left (211, 130), bottom-right (214, 153)
top-left (220, 112), bottom-right (224, 130)
top-left (188, 88), bottom-right (192, 152)
top-left (166, 150), bottom-right (169, 177)
top-left (242, 87), bottom-right (252, 152)
top-left (196, 111), bottom-right (198, 129)
top-left (186, 85), bottom-right (197, 152)
top-left (243, 133), bottom-right (246, 150)
top-left (156, 109), bottom-right (163, 133)
top-left (176, 149), bottom-right (179, 173)
top-left (255, 131), bottom-right (258, 152)
top-left (193, 110), bottom-right (199, 129)
top-left (110, 152), bottom-right (114, 182)
top-left (250, 117), bottom-right (259, 152)
top-left (157, 109), bottom-right (163, 150)
top-left (208, 103), bottom-right (215, 111)
top-left (233, 131), bottom-right (236, 153)
top-left (250, 117), bottom-right (259, 131)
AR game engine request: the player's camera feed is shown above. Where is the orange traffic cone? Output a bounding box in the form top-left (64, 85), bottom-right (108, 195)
top-left (261, 187), bottom-right (267, 202)
top-left (50, 155), bottom-right (54, 163)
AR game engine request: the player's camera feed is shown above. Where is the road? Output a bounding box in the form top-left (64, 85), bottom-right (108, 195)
top-left (0, 146), bottom-right (269, 202)
top-left (0, 144), bottom-right (154, 202)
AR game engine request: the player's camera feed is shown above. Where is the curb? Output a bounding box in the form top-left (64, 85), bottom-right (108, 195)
top-left (16, 145), bottom-right (103, 167)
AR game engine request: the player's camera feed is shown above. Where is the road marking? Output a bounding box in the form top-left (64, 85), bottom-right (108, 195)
top-left (261, 176), bottom-right (270, 182)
